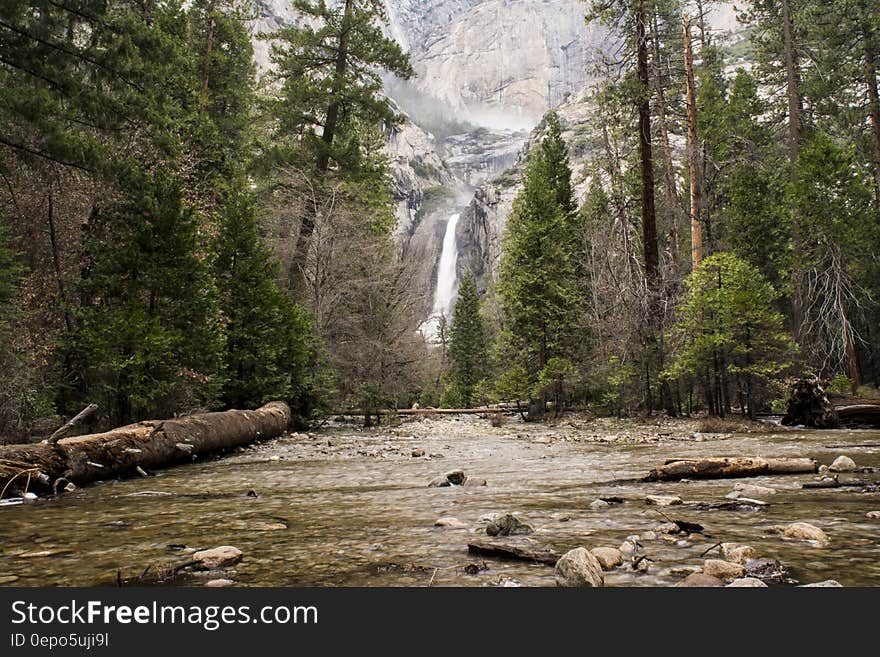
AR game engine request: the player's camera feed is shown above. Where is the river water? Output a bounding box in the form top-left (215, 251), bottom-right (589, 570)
top-left (1, 416), bottom-right (879, 587)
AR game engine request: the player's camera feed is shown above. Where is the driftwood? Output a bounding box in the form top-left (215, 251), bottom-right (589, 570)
top-left (645, 457), bottom-right (817, 482)
top-left (0, 402), bottom-right (291, 497)
top-left (467, 540), bottom-right (560, 565)
top-left (48, 403), bottom-right (98, 445)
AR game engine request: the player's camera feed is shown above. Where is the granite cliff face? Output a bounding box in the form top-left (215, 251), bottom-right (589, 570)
top-left (251, 1), bottom-right (744, 315)
top-left (382, 0), bottom-right (607, 128)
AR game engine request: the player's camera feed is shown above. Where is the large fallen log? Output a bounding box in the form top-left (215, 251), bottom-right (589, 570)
top-left (467, 540), bottom-right (560, 565)
top-left (0, 402), bottom-right (291, 497)
top-left (645, 457), bottom-right (818, 482)
top-left (836, 404), bottom-right (880, 428)
top-left (335, 407), bottom-right (513, 416)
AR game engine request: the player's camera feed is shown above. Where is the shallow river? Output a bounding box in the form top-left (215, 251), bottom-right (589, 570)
top-left (1, 416), bottom-right (879, 587)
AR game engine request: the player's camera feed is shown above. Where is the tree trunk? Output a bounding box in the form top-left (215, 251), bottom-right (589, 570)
top-left (781, 0), bottom-right (803, 173)
top-left (684, 15), bottom-right (703, 271)
top-left (291, 0), bottom-right (354, 291)
top-left (651, 10), bottom-right (683, 262)
top-left (781, 0), bottom-right (806, 340)
top-left (46, 187), bottom-right (72, 333)
top-left (645, 457), bottom-right (818, 482)
top-left (636, 0), bottom-right (660, 288)
top-left (864, 28), bottom-right (880, 201)
top-left (0, 402), bottom-right (291, 496)
top-left (198, 1), bottom-right (217, 116)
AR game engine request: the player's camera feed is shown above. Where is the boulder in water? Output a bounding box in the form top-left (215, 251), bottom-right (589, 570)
top-left (829, 455), bottom-right (857, 472)
top-left (799, 580), bottom-right (843, 587)
top-left (767, 522), bottom-right (830, 547)
top-left (726, 577), bottom-right (767, 588)
top-left (676, 573), bottom-right (723, 587)
top-left (703, 559), bottom-right (745, 581)
top-left (434, 517), bottom-right (467, 529)
top-left (486, 514), bottom-right (533, 536)
top-left (554, 548), bottom-right (604, 587)
top-left (590, 547), bottom-right (623, 570)
top-left (192, 546), bottom-right (242, 570)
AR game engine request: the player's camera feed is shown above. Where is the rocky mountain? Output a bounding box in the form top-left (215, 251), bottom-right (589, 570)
top-left (251, 1), bottom-right (745, 319)
top-left (382, 0), bottom-right (608, 128)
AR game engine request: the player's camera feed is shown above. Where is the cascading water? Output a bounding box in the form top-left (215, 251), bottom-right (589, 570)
top-left (421, 212), bottom-right (460, 342)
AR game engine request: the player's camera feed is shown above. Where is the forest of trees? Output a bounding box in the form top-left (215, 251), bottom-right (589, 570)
top-left (1, 0), bottom-right (878, 436)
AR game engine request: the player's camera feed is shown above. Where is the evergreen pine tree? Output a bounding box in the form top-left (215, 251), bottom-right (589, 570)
top-left (214, 188), bottom-right (312, 409)
top-left (264, 0), bottom-right (413, 287)
top-left (664, 252), bottom-right (794, 418)
top-left (497, 122), bottom-right (584, 419)
top-left (69, 170), bottom-right (226, 424)
top-left (447, 272), bottom-right (487, 407)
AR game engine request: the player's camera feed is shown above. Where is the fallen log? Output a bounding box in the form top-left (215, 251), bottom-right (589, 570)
top-left (336, 407), bottom-right (512, 416)
top-left (645, 457), bottom-right (817, 482)
top-left (0, 402), bottom-right (291, 497)
top-left (836, 404), bottom-right (880, 428)
top-left (467, 540), bottom-right (560, 565)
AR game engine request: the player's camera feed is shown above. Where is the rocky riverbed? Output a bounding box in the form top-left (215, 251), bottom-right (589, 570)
top-left (1, 414), bottom-right (879, 587)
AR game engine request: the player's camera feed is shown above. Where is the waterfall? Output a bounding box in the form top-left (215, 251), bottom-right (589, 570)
top-left (421, 212), bottom-right (460, 342)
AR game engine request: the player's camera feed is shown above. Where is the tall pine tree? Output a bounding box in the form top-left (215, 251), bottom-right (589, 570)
top-left (498, 115), bottom-right (584, 419)
top-left (447, 272), bottom-right (487, 408)
top-left (264, 0), bottom-right (413, 289)
top-left (68, 170), bottom-right (226, 424)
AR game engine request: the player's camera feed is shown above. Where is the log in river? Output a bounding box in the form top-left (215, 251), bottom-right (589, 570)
top-left (0, 401), bottom-right (290, 496)
top-left (645, 457), bottom-right (818, 482)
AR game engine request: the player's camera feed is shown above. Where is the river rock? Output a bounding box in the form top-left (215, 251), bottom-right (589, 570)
top-left (204, 579), bottom-right (235, 588)
top-left (498, 578), bottom-right (522, 587)
top-left (445, 470), bottom-right (467, 486)
top-left (829, 455), bottom-right (857, 472)
top-left (731, 483), bottom-right (777, 497)
top-left (554, 548), bottom-right (604, 588)
top-left (619, 535), bottom-right (641, 556)
top-left (768, 522), bottom-right (830, 546)
top-left (434, 517), bottom-right (467, 529)
top-left (590, 499), bottom-right (610, 509)
top-left (676, 573), bottom-right (724, 587)
top-left (411, 448), bottom-right (425, 458)
top-left (590, 547), bottom-right (623, 570)
top-left (799, 580), bottom-right (843, 587)
top-left (463, 478), bottom-right (487, 487)
top-left (645, 495), bottom-right (682, 506)
top-left (720, 543), bottom-right (758, 565)
top-left (486, 514), bottom-right (533, 537)
top-left (866, 511), bottom-right (880, 519)
top-left (192, 546), bottom-right (243, 570)
top-left (726, 577), bottom-right (767, 588)
top-left (703, 559), bottom-right (745, 581)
